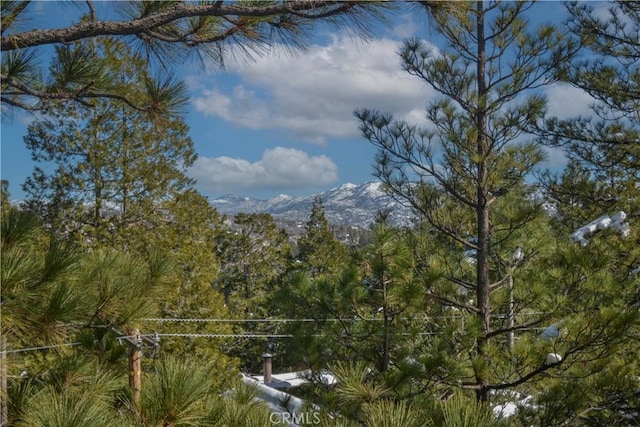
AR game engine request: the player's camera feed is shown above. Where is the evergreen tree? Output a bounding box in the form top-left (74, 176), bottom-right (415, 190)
top-left (0, 202), bottom-right (174, 425)
top-left (296, 196), bottom-right (347, 277)
top-left (536, 1), bottom-right (639, 232)
top-left (214, 213), bottom-right (290, 315)
top-left (1, 206), bottom-right (83, 425)
top-left (1, 180), bottom-right (9, 210)
top-left (529, 2), bottom-right (640, 424)
top-left (23, 38), bottom-right (194, 243)
top-left (277, 226), bottom-right (444, 401)
top-left (20, 36), bottom-right (237, 383)
top-left (213, 212), bottom-right (291, 370)
top-left (355, 1), bottom-right (630, 407)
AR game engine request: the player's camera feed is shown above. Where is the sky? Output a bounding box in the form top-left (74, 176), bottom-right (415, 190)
top-left (1, 1), bottom-right (602, 201)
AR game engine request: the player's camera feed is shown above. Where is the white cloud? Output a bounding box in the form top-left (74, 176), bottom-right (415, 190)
top-left (188, 147), bottom-right (338, 193)
top-left (541, 146), bottom-right (568, 171)
top-left (191, 34), bottom-right (435, 144)
top-left (538, 84), bottom-right (599, 171)
top-left (544, 83), bottom-right (596, 119)
top-left (391, 13), bottom-right (419, 38)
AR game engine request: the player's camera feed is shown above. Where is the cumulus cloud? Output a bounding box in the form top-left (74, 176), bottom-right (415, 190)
top-left (538, 84), bottom-right (598, 171)
top-left (191, 34), bottom-right (435, 144)
top-left (188, 147), bottom-right (338, 194)
top-left (544, 83), bottom-right (596, 119)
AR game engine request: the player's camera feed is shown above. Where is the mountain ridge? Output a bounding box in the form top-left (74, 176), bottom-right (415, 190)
top-left (209, 181), bottom-right (416, 227)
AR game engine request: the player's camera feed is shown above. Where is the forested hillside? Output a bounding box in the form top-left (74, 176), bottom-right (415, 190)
top-left (1, 1), bottom-right (638, 426)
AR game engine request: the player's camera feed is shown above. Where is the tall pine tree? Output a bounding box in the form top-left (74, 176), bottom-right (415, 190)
top-left (296, 196), bottom-right (347, 277)
top-left (355, 2), bottom-right (629, 408)
top-left (529, 2), bottom-right (640, 424)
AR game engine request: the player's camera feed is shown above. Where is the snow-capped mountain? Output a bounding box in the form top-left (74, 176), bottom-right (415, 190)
top-left (209, 181), bottom-right (416, 227)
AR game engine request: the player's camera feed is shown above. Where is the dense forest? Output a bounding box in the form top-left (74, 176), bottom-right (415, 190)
top-left (1, 1), bottom-right (638, 426)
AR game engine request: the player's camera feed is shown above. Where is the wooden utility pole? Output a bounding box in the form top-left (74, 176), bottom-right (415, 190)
top-left (128, 328), bottom-right (142, 410)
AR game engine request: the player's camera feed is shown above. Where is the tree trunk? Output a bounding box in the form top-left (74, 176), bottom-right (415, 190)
top-left (474, 0), bottom-right (491, 404)
top-left (381, 274), bottom-right (390, 373)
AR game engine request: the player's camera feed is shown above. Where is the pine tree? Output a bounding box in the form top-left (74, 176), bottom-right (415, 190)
top-left (20, 36), bottom-right (237, 377)
top-left (296, 196), bottom-right (347, 277)
top-left (536, 1), bottom-right (639, 236)
top-left (354, 1), bottom-right (631, 407)
top-left (213, 212), bottom-right (291, 370)
top-left (529, 2), bottom-right (640, 424)
top-left (0, 203), bottom-right (177, 425)
top-left (277, 226), bottom-right (442, 400)
top-left (214, 213), bottom-right (290, 314)
top-left (23, 38), bottom-right (194, 243)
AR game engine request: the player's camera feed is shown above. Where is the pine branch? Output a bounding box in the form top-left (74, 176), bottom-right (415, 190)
top-left (1, 1), bottom-right (364, 51)
top-left (485, 316), bottom-right (547, 339)
top-left (425, 291), bottom-right (480, 314)
top-left (488, 360), bottom-right (561, 391)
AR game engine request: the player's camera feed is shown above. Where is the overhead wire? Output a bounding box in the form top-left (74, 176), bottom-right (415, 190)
top-left (140, 312), bottom-right (548, 323)
top-left (5, 342), bottom-right (82, 354)
top-left (7, 313), bottom-right (551, 354)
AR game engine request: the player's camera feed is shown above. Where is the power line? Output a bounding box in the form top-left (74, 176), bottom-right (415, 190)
top-left (7, 314), bottom-right (554, 354)
top-left (5, 334), bottom-right (143, 355)
top-left (5, 342), bottom-right (82, 354)
top-left (152, 333), bottom-right (295, 339)
top-left (141, 312), bottom-right (549, 323)
top-left (142, 317), bottom-right (317, 323)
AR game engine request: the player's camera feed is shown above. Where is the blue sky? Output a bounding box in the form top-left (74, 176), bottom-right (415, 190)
top-left (1, 1), bottom-right (601, 201)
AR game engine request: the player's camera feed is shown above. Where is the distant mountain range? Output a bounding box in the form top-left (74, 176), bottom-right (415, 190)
top-left (210, 181), bottom-right (416, 227)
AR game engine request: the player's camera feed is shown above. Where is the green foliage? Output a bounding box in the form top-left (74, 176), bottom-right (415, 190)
top-left (214, 213), bottom-right (291, 315)
top-left (436, 392), bottom-right (499, 427)
top-left (212, 212), bottom-right (291, 370)
top-left (564, 1), bottom-right (639, 120)
top-left (14, 353), bottom-right (127, 427)
top-left (354, 0), bottom-right (624, 407)
top-left (331, 362), bottom-right (391, 410)
top-left (20, 37), bottom-right (236, 370)
top-left (14, 353), bottom-right (268, 427)
top-left (536, 2), bottom-right (639, 229)
top-left (296, 196), bottom-right (348, 277)
top-left (79, 249), bottom-right (169, 329)
top-left (23, 41), bottom-right (196, 241)
top-left (4, 2), bottom-right (639, 425)
top-left (361, 399), bottom-right (424, 427)
top-left (20, 385), bottom-right (126, 427)
top-left (0, 204), bottom-right (228, 424)
top-left (1, 207), bottom-right (84, 346)
top-left (530, 4), bottom-right (640, 423)
top-left (278, 226), bottom-right (451, 401)
top-left (137, 356), bottom-right (213, 426)
top-left (137, 357), bottom-right (274, 427)
top-left (204, 382), bottom-right (273, 427)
